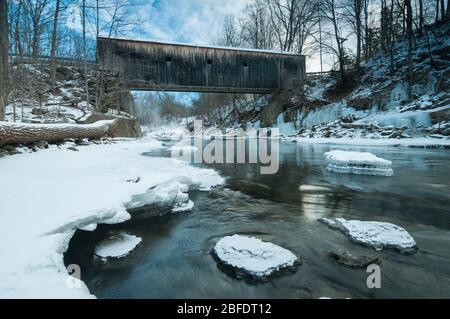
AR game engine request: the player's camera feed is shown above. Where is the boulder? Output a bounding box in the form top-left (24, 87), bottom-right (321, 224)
top-left (328, 251), bottom-right (381, 268)
top-left (81, 112), bottom-right (142, 138)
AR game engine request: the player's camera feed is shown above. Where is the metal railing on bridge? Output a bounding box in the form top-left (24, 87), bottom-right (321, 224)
top-left (306, 71), bottom-right (334, 80)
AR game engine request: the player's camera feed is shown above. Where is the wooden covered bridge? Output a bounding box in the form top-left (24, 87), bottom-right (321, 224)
top-left (97, 37), bottom-right (306, 94)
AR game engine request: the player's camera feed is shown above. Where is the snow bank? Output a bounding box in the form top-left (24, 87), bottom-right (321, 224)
top-left (319, 218), bottom-right (417, 253)
top-left (94, 231), bottom-right (142, 260)
top-left (212, 235), bottom-right (298, 280)
top-left (324, 150), bottom-right (393, 176)
top-left (0, 138), bottom-right (224, 298)
top-left (296, 137), bottom-right (450, 147)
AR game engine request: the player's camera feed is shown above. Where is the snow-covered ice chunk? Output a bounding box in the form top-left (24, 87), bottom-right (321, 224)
top-left (299, 184), bottom-right (330, 192)
top-left (324, 150), bottom-right (393, 176)
top-left (319, 218), bottom-right (417, 254)
top-left (125, 179), bottom-right (194, 213)
top-left (212, 235), bottom-right (298, 280)
top-left (172, 200), bottom-right (194, 212)
top-left (95, 231), bottom-right (142, 259)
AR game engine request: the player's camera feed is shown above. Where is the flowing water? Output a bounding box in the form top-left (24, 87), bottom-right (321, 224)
top-left (64, 140), bottom-right (450, 299)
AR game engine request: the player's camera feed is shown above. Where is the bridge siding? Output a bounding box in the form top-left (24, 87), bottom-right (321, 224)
top-left (97, 38), bottom-right (305, 93)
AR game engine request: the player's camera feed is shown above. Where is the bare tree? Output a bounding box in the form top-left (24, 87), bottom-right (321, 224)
top-left (218, 16), bottom-right (243, 47)
top-left (435, 0), bottom-right (440, 22)
top-left (342, 0), bottom-right (363, 67)
top-left (447, 0), bottom-right (450, 20)
top-left (406, 0), bottom-right (413, 100)
top-left (418, 0), bottom-right (424, 31)
top-left (0, 0), bottom-right (9, 121)
top-left (321, 0), bottom-right (347, 80)
top-left (23, 0), bottom-right (52, 56)
top-left (266, 0), bottom-right (300, 51)
top-left (50, 0), bottom-right (61, 94)
top-left (242, 0), bottom-right (275, 49)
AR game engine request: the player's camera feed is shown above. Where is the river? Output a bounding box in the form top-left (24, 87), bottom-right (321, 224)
top-left (64, 139), bottom-right (450, 298)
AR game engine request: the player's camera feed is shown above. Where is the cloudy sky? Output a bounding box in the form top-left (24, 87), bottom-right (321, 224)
top-left (135, 0), bottom-right (254, 45)
top-left (66, 0), bottom-right (327, 104)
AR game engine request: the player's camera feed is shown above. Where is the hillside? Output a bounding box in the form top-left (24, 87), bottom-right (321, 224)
top-left (196, 23), bottom-right (450, 142)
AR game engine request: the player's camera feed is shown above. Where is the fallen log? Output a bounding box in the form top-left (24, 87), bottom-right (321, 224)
top-left (0, 120), bottom-right (116, 145)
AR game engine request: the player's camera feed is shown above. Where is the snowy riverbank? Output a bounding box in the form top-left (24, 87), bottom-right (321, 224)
top-left (0, 138), bottom-right (224, 298)
top-left (294, 136), bottom-right (450, 148)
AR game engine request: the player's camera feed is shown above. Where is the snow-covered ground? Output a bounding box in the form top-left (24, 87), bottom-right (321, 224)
top-left (0, 138), bottom-right (224, 298)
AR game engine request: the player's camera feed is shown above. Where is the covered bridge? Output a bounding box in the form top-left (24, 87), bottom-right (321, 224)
top-left (97, 37), bottom-right (306, 94)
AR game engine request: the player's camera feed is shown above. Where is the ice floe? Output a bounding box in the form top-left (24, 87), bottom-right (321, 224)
top-left (320, 218), bottom-right (417, 253)
top-left (95, 231), bottom-right (142, 259)
top-left (299, 184), bottom-right (330, 192)
top-left (212, 235), bottom-right (298, 280)
top-left (324, 150), bottom-right (393, 176)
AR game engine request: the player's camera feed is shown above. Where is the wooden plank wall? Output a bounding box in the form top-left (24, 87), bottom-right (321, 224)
top-left (97, 38), bottom-right (306, 93)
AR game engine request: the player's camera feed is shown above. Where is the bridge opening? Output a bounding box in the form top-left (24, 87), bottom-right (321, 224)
top-left (133, 89), bottom-right (269, 128)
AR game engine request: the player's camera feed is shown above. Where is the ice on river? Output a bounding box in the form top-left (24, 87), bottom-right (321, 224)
top-left (324, 150), bottom-right (393, 176)
top-left (320, 218), bottom-right (417, 253)
top-left (212, 235), bottom-right (298, 280)
top-left (95, 231), bottom-right (142, 259)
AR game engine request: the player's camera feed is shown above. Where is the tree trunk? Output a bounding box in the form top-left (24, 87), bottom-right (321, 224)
top-left (330, 0), bottom-right (345, 80)
top-left (0, 120), bottom-right (117, 145)
top-left (406, 0), bottom-right (413, 101)
top-left (364, 0), bottom-right (369, 60)
top-left (436, 0), bottom-right (440, 23)
top-left (14, 0), bottom-right (23, 56)
top-left (389, 0), bottom-right (395, 74)
top-left (82, 0), bottom-right (90, 110)
top-left (418, 0), bottom-right (424, 31)
top-left (0, 0), bottom-right (9, 121)
top-left (441, 0), bottom-right (445, 20)
top-left (355, 0), bottom-right (362, 68)
top-left (50, 0), bottom-right (61, 94)
top-left (447, 0), bottom-right (450, 20)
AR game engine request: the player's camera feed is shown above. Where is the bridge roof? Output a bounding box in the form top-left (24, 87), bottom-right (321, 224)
top-left (97, 37), bottom-right (301, 57)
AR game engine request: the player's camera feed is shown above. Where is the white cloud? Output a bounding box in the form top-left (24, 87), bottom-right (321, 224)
top-left (136, 0), bottom-right (253, 45)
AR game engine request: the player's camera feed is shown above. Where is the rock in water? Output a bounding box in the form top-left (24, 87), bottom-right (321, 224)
top-left (320, 218), bottom-right (417, 254)
top-left (324, 150), bottom-right (393, 176)
top-left (328, 251), bottom-right (381, 268)
top-left (212, 235), bottom-right (298, 281)
top-left (94, 231), bottom-right (142, 261)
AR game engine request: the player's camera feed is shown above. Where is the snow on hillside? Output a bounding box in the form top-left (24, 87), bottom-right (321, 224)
top-left (180, 24), bottom-right (449, 146)
top-left (0, 138), bottom-right (224, 298)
